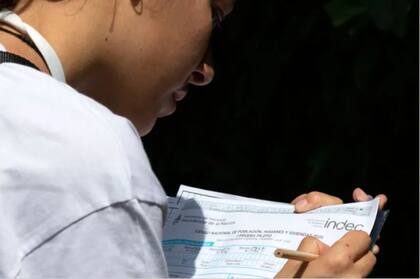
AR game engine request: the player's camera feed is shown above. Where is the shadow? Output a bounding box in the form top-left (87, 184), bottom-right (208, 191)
top-left (162, 197), bottom-right (205, 278)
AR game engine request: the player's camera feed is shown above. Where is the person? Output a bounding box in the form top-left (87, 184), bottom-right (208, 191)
top-left (0, 0), bottom-right (387, 277)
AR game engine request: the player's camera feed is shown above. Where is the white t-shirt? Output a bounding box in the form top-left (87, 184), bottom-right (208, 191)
top-left (0, 49), bottom-right (169, 277)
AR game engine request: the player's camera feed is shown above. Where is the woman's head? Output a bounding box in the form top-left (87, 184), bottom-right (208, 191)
top-left (0, 0), bottom-right (235, 135)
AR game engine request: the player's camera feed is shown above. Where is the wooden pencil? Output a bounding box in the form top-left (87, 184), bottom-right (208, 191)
top-left (274, 248), bottom-right (319, 262)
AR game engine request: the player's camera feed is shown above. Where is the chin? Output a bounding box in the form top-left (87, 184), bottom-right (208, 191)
top-left (135, 98), bottom-right (177, 136)
top-left (159, 97), bottom-right (177, 118)
top-left (132, 116), bottom-right (157, 137)
top-left (139, 122), bottom-right (156, 136)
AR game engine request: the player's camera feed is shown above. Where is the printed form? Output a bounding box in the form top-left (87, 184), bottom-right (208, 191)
top-left (163, 186), bottom-right (381, 278)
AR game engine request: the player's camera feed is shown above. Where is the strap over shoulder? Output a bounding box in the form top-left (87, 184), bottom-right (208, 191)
top-left (0, 50), bottom-right (40, 70)
top-left (0, 9), bottom-right (66, 82)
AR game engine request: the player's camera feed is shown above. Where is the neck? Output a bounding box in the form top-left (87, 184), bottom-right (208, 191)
top-left (0, 0), bottom-right (116, 87)
top-left (0, 23), bottom-right (51, 74)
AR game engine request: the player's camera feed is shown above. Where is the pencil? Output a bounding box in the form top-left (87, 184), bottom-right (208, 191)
top-left (274, 248), bottom-right (319, 262)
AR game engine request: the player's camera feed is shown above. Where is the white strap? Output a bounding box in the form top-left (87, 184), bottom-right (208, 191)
top-left (0, 9), bottom-right (66, 82)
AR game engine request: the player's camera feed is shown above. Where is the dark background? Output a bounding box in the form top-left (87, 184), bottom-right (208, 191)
top-left (143, 0), bottom-right (419, 277)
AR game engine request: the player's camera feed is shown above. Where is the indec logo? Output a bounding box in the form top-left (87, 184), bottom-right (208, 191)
top-left (324, 218), bottom-right (364, 231)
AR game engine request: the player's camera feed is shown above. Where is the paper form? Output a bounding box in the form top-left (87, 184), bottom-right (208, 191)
top-left (176, 185), bottom-right (291, 207)
top-left (163, 188), bottom-right (379, 278)
top-left (166, 197), bottom-right (179, 224)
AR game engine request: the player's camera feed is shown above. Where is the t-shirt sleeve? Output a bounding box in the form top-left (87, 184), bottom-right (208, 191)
top-left (0, 64), bottom-right (168, 277)
top-left (16, 199), bottom-right (168, 278)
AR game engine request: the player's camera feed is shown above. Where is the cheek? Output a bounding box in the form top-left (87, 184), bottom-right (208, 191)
top-left (164, 29), bottom-right (213, 83)
top-left (143, 36), bottom-right (209, 100)
top-left (108, 1), bottom-right (214, 131)
top-left (158, 6), bottom-right (213, 76)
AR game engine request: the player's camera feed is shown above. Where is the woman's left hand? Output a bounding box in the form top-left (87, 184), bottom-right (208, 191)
top-left (291, 188), bottom-right (388, 213)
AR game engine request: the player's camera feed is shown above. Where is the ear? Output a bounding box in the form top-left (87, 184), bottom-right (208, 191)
top-left (131, 0), bottom-right (143, 14)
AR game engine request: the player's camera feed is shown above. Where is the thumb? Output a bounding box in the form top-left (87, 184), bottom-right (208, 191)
top-left (275, 237), bottom-right (328, 278)
top-left (296, 236), bottom-right (329, 255)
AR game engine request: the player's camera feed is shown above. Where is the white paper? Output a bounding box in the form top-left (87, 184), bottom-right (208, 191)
top-left (176, 185), bottom-right (291, 207)
top-left (166, 197), bottom-right (179, 224)
top-left (163, 186), bottom-right (379, 278)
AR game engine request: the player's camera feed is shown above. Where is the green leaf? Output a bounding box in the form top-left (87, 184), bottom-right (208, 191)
top-left (325, 0), bottom-right (368, 27)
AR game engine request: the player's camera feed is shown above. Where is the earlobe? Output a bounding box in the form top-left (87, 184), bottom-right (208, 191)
top-left (131, 0), bottom-right (143, 14)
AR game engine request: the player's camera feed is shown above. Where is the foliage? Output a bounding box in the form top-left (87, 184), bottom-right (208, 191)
top-left (325, 0), bottom-right (413, 38)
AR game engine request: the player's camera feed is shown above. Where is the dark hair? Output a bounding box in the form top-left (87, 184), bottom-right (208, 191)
top-left (0, 0), bottom-right (18, 9)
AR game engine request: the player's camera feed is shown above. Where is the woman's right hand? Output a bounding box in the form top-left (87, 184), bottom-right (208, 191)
top-left (275, 230), bottom-right (377, 278)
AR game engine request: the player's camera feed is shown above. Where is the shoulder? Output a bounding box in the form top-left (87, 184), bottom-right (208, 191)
top-left (0, 64), bottom-right (167, 274)
top-left (0, 63), bottom-right (166, 204)
top-left (0, 63), bottom-right (133, 200)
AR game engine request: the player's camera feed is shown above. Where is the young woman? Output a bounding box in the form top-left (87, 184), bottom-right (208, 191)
top-left (0, 0), bottom-right (387, 277)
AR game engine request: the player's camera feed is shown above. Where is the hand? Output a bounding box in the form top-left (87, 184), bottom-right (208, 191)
top-left (352, 187), bottom-right (387, 209)
top-left (275, 231), bottom-right (377, 278)
top-left (291, 188), bottom-right (388, 213)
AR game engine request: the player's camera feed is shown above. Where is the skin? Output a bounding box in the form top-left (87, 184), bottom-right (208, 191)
top-left (277, 188), bottom-right (388, 277)
top-left (275, 231), bottom-right (377, 278)
top-left (0, 1), bottom-right (387, 277)
top-left (0, 0), bottom-right (234, 135)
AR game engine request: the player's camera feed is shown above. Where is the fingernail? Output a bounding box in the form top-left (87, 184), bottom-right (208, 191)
top-left (355, 188), bottom-right (369, 201)
top-left (367, 195), bottom-right (373, 200)
top-left (295, 199), bottom-right (308, 211)
top-left (358, 188), bottom-right (367, 196)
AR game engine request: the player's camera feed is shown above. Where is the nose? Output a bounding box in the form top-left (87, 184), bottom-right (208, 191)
top-left (188, 48), bottom-right (215, 86)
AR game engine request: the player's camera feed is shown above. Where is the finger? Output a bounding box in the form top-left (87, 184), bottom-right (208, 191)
top-left (351, 251), bottom-right (377, 277)
top-left (353, 189), bottom-right (388, 210)
top-left (297, 236), bottom-right (329, 255)
top-left (294, 191), bottom-right (343, 212)
top-left (352, 187), bottom-right (372, 202)
top-left (281, 236), bottom-right (323, 268)
top-left (326, 230), bottom-right (371, 262)
top-left (275, 237), bottom-right (328, 278)
top-left (371, 194), bottom-right (388, 241)
top-left (372, 245), bottom-right (380, 255)
top-left (376, 194), bottom-right (388, 210)
top-left (291, 193), bottom-right (307, 204)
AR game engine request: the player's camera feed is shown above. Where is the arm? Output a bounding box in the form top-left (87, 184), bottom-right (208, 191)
top-left (17, 200), bottom-right (168, 278)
